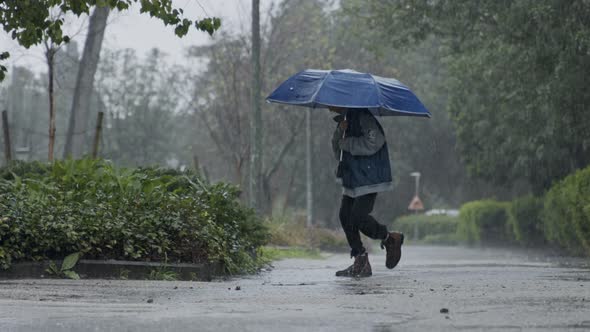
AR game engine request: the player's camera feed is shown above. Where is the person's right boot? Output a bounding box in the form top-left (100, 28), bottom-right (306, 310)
top-left (335, 253), bottom-right (372, 278)
top-left (381, 231), bottom-right (404, 269)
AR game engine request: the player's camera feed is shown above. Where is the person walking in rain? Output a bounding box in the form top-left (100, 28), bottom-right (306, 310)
top-left (330, 106), bottom-right (404, 278)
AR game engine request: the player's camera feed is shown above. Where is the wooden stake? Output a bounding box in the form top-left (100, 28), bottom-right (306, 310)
top-left (2, 110), bottom-right (12, 162)
top-left (46, 46), bottom-right (56, 162)
top-left (92, 111), bottom-right (104, 159)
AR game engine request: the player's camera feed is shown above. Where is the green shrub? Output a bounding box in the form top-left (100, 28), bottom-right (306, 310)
top-left (543, 166), bottom-right (590, 256)
top-left (457, 200), bottom-right (511, 245)
top-left (392, 214), bottom-right (458, 241)
top-left (0, 160), bottom-right (50, 181)
top-left (0, 159), bottom-right (269, 274)
top-left (508, 195), bottom-right (545, 247)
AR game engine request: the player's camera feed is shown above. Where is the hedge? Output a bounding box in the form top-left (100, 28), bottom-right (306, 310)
top-left (507, 194), bottom-right (545, 247)
top-left (542, 166), bottom-right (590, 256)
top-left (0, 159), bottom-right (269, 274)
top-left (392, 214), bottom-right (458, 243)
top-left (457, 200), bottom-right (511, 245)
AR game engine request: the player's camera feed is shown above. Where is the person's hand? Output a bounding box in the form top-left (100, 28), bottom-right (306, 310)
top-left (339, 120), bottom-right (348, 131)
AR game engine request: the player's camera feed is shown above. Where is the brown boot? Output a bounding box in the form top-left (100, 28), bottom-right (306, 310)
top-left (381, 232), bottom-right (404, 269)
top-left (335, 253), bottom-right (372, 278)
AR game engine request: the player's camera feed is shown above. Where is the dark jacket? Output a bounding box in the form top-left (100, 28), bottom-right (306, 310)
top-left (332, 109), bottom-right (393, 197)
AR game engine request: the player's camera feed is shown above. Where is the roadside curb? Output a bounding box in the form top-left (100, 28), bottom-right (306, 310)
top-left (0, 259), bottom-right (224, 281)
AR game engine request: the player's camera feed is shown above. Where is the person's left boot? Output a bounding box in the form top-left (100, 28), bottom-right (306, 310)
top-left (335, 253), bottom-right (372, 277)
top-left (381, 231), bottom-right (404, 269)
top-left (353, 253), bottom-right (372, 278)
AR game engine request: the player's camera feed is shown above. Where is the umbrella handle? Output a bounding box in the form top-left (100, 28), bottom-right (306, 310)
top-left (339, 115), bottom-right (346, 162)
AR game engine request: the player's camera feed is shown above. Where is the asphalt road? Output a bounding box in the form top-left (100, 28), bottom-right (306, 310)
top-left (1, 245), bottom-right (589, 332)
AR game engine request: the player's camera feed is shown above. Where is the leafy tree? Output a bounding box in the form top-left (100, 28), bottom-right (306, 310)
top-left (186, 0), bottom-right (335, 217)
top-left (95, 48), bottom-right (188, 166)
top-left (0, 0), bottom-right (221, 80)
top-left (346, 0), bottom-right (590, 193)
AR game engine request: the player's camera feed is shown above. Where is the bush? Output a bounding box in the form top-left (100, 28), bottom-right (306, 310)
top-left (543, 166), bottom-right (590, 256)
top-left (0, 159), bottom-right (269, 274)
top-left (457, 200), bottom-right (511, 245)
top-left (392, 214), bottom-right (458, 242)
top-left (0, 160), bottom-right (50, 180)
top-left (508, 195), bottom-right (545, 247)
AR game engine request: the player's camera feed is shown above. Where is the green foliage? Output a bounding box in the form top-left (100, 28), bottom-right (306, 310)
top-left (0, 159), bottom-right (269, 274)
top-left (147, 268), bottom-right (178, 281)
top-left (61, 252), bottom-right (80, 270)
top-left (45, 252), bottom-right (81, 279)
top-left (508, 195), bottom-right (545, 247)
top-left (0, 0), bottom-right (221, 81)
top-left (119, 268), bottom-right (130, 280)
top-left (348, 0), bottom-right (590, 193)
top-left (457, 200), bottom-right (511, 245)
top-left (0, 51), bottom-right (8, 81)
top-left (543, 166), bottom-right (590, 256)
top-left (393, 214), bottom-right (458, 242)
top-left (0, 160), bottom-right (50, 180)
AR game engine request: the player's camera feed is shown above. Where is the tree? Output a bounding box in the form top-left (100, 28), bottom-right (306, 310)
top-left (94, 48), bottom-right (187, 166)
top-left (63, 6), bottom-right (110, 158)
top-left (345, 0), bottom-right (590, 193)
top-left (0, 0), bottom-right (221, 81)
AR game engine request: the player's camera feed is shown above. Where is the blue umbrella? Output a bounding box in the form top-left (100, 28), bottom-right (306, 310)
top-left (266, 69), bottom-right (430, 117)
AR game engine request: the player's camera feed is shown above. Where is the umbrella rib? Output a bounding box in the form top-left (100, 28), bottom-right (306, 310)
top-left (306, 71), bottom-right (332, 107)
top-left (371, 74), bottom-right (384, 116)
top-left (371, 75), bottom-right (431, 117)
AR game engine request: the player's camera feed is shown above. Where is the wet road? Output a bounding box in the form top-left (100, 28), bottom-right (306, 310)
top-left (1, 245), bottom-right (589, 331)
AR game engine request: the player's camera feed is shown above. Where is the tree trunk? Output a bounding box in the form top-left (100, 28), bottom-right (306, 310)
top-left (64, 5), bottom-right (110, 158)
top-left (46, 46), bottom-right (56, 162)
top-left (249, 0), bottom-right (262, 211)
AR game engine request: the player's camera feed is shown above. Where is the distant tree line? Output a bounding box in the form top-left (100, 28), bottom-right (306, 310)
top-left (7, 0), bottom-right (580, 227)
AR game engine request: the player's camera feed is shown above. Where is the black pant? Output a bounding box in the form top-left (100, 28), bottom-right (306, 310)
top-left (339, 193), bottom-right (389, 257)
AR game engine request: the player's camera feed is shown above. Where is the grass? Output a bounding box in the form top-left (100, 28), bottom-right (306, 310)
top-left (264, 214), bottom-right (348, 252)
top-left (259, 246), bottom-right (324, 261)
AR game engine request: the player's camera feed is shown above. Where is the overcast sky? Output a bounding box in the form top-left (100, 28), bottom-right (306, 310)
top-left (1, 0), bottom-right (270, 75)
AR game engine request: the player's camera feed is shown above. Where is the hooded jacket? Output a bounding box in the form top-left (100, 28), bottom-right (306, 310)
top-left (332, 109), bottom-right (393, 197)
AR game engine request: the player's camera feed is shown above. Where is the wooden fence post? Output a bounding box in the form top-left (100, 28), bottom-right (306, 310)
top-left (2, 110), bottom-right (12, 162)
top-left (91, 111), bottom-right (104, 159)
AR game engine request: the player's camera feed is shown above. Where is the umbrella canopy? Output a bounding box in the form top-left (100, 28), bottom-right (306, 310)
top-left (266, 69), bottom-right (430, 117)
